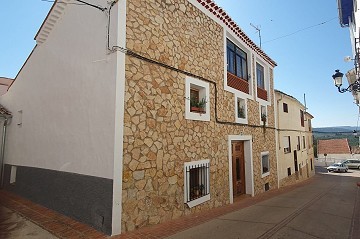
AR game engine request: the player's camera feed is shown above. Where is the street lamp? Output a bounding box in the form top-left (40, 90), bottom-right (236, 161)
top-left (331, 69), bottom-right (360, 93)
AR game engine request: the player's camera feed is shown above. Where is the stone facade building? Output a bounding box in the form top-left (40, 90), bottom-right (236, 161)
top-left (121, 0), bottom-right (278, 232)
top-left (275, 90), bottom-right (315, 187)
top-left (0, 0), bottom-right (306, 236)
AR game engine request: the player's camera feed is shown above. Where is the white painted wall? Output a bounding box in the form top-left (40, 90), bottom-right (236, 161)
top-left (275, 91), bottom-right (309, 181)
top-left (0, 0), bottom-right (118, 179)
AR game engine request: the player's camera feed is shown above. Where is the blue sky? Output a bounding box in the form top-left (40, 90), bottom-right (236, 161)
top-left (0, 0), bottom-right (357, 127)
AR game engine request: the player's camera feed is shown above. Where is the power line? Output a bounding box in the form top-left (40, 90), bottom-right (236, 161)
top-left (41, 0), bottom-right (85, 5)
top-left (263, 17), bottom-right (337, 44)
top-left (41, 0), bottom-right (107, 11)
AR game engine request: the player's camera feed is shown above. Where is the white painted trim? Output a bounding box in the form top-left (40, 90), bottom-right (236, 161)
top-left (235, 96), bottom-right (248, 124)
top-left (260, 151), bottom-right (270, 178)
top-left (10, 166), bottom-right (17, 184)
top-left (185, 77), bottom-right (210, 121)
top-left (228, 135), bottom-right (254, 204)
top-left (111, 0), bottom-right (126, 235)
top-left (259, 104), bottom-right (268, 126)
top-left (187, 195), bottom-right (211, 208)
top-left (254, 58), bottom-right (272, 106)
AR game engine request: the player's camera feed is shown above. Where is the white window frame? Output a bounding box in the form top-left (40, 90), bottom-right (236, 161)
top-left (261, 151), bottom-right (270, 178)
top-left (255, 57), bottom-right (271, 105)
top-left (259, 104), bottom-right (268, 125)
top-left (184, 159), bottom-right (210, 208)
top-left (224, 32), bottom-right (254, 99)
top-left (284, 136), bottom-right (291, 153)
top-left (185, 77), bottom-right (210, 121)
top-left (235, 96), bottom-right (248, 124)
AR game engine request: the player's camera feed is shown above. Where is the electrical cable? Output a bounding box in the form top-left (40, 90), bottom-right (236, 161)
top-left (41, 0), bottom-right (107, 11)
top-left (46, 0), bottom-right (310, 133)
top-left (41, 0), bottom-right (85, 5)
top-left (263, 17), bottom-right (337, 44)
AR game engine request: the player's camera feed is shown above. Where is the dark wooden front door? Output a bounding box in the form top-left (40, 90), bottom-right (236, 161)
top-left (232, 141), bottom-right (246, 196)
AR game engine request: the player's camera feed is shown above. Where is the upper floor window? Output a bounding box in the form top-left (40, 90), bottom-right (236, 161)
top-left (256, 63), bottom-right (265, 89)
top-left (300, 110), bottom-right (305, 127)
top-left (227, 39), bottom-right (248, 81)
top-left (303, 136), bottom-right (306, 149)
top-left (284, 136), bottom-right (291, 153)
top-left (283, 103), bottom-right (288, 113)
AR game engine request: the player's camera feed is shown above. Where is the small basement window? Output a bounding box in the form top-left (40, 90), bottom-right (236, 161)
top-left (184, 159), bottom-right (210, 208)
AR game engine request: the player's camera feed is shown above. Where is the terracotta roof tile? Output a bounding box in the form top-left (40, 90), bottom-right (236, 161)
top-left (318, 139), bottom-right (351, 154)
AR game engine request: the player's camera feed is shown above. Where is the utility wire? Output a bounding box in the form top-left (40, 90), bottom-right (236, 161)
top-left (263, 17), bottom-right (337, 44)
top-left (41, 0), bottom-right (85, 5)
top-left (41, 0), bottom-right (107, 11)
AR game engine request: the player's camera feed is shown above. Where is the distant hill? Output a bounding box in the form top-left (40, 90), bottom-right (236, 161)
top-left (313, 126), bottom-right (357, 133)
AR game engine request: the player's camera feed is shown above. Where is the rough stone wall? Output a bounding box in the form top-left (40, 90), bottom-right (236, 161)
top-left (122, 0), bottom-right (278, 232)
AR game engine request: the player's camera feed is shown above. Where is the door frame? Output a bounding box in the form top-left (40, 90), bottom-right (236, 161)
top-left (228, 135), bottom-right (254, 204)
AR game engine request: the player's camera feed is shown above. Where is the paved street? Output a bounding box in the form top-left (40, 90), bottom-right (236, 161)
top-left (0, 167), bottom-right (359, 239)
top-left (167, 167), bottom-right (360, 239)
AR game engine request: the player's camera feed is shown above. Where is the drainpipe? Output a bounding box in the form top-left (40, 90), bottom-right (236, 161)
top-left (275, 94), bottom-right (283, 189)
top-left (0, 117), bottom-right (9, 189)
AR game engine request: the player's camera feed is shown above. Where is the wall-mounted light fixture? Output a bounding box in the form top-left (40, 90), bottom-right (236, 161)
top-left (332, 69), bottom-right (360, 93)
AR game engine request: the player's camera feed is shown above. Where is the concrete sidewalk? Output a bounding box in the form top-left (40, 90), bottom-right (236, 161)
top-left (167, 168), bottom-right (360, 239)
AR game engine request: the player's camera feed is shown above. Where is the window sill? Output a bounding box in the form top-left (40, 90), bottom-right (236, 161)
top-left (236, 117), bottom-right (248, 124)
top-left (261, 172), bottom-right (270, 178)
top-left (186, 194), bottom-right (210, 208)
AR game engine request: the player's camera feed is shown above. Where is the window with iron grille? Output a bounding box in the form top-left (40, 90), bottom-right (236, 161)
top-left (227, 39), bottom-right (248, 80)
top-left (184, 159), bottom-right (210, 208)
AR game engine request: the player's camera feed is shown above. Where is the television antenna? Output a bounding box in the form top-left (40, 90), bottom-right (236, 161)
top-left (250, 23), bottom-right (262, 48)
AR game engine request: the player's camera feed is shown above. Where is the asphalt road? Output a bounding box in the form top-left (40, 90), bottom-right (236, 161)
top-left (167, 167), bottom-right (360, 239)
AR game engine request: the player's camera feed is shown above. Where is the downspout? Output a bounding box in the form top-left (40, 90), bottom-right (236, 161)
top-left (275, 93), bottom-right (282, 189)
top-left (0, 117), bottom-right (10, 189)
